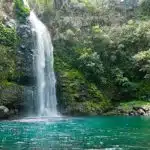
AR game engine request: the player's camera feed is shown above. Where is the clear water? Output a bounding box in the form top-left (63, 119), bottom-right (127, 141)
top-left (29, 11), bottom-right (58, 117)
top-left (0, 117), bottom-right (150, 150)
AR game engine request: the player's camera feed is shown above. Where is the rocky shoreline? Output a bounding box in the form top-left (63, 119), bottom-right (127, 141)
top-left (128, 106), bottom-right (150, 116)
top-left (115, 106), bottom-right (150, 116)
top-left (1, 104), bottom-right (150, 120)
top-left (105, 103), bottom-right (150, 116)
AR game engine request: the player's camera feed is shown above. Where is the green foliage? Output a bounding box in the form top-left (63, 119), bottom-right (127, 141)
top-left (14, 0), bottom-right (30, 22)
top-left (1, 0), bottom-right (150, 115)
top-left (76, 48), bottom-right (105, 83)
top-left (134, 49), bottom-right (150, 79)
top-left (0, 23), bottom-right (17, 82)
top-left (116, 20), bottom-right (150, 54)
top-left (112, 68), bottom-right (130, 87)
top-left (92, 25), bottom-right (103, 33)
top-left (137, 81), bottom-right (150, 100)
top-left (53, 0), bottom-right (150, 107)
top-left (0, 45), bottom-right (16, 81)
top-left (0, 19), bottom-right (22, 111)
top-left (54, 56), bottom-right (111, 115)
top-left (140, 0), bottom-right (150, 16)
top-left (69, 100), bottom-right (111, 115)
top-left (0, 44), bottom-right (22, 111)
top-left (0, 0), bottom-right (29, 115)
top-left (0, 23), bottom-right (17, 47)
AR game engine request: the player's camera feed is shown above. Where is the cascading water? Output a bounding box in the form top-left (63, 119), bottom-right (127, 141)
top-left (23, 0), bottom-right (58, 117)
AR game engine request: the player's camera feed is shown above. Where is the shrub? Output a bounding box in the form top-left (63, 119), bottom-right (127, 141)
top-left (0, 23), bottom-right (17, 47)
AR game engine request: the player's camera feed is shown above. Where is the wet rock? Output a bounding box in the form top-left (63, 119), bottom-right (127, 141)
top-left (16, 22), bottom-right (34, 82)
top-left (129, 111), bottom-right (135, 116)
top-left (0, 106), bottom-right (9, 119)
top-left (137, 108), bottom-right (146, 115)
top-left (0, 83), bottom-right (24, 109)
top-left (128, 106), bottom-right (150, 116)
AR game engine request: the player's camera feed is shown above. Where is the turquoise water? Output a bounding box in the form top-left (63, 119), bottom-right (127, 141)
top-left (0, 117), bottom-right (150, 150)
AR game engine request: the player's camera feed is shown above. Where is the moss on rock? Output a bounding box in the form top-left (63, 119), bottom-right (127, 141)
top-left (0, 0), bottom-right (32, 118)
top-left (0, 20), bottom-right (25, 117)
top-left (14, 0), bottom-right (30, 23)
top-left (0, 81), bottom-right (24, 109)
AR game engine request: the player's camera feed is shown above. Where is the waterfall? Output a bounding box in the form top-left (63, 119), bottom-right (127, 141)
top-left (23, 0), bottom-right (58, 117)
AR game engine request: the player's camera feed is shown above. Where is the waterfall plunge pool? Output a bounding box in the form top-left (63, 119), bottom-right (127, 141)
top-left (0, 116), bottom-right (150, 150)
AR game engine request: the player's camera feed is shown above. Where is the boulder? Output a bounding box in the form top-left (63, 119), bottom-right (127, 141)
top-left (137, 108), bottom-right (146, 115)
top-left (133, 106), bottom-right (146, 112)
top-left (128, 106), bottom-right (150, 116)
top-left (129, 111), bottom-right (135, 116)
top-left (0, 106), bottom-right (9, 119)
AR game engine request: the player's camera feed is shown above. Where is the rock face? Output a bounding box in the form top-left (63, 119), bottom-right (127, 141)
top-left (15, 19), bottom-right (36, 115)
top-left (0, 82), bottom-right (25, 119)
top-left (0, 83), bottom-right (23, 108)
top-left (16, 23), bottom-right (34, 83)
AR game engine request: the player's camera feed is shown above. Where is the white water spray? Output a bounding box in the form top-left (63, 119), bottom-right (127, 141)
top-left (23, 0), bottom-right (58, 117)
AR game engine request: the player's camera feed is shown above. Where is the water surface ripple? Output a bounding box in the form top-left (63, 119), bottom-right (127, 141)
top-left (0, 117), bottom-right (150, 150)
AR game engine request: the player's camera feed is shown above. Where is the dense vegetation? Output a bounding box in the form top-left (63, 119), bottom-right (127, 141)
top-left (0, 0), bottom-right (150, 117)
top-left (51, 0), bottom-right (150, 114)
